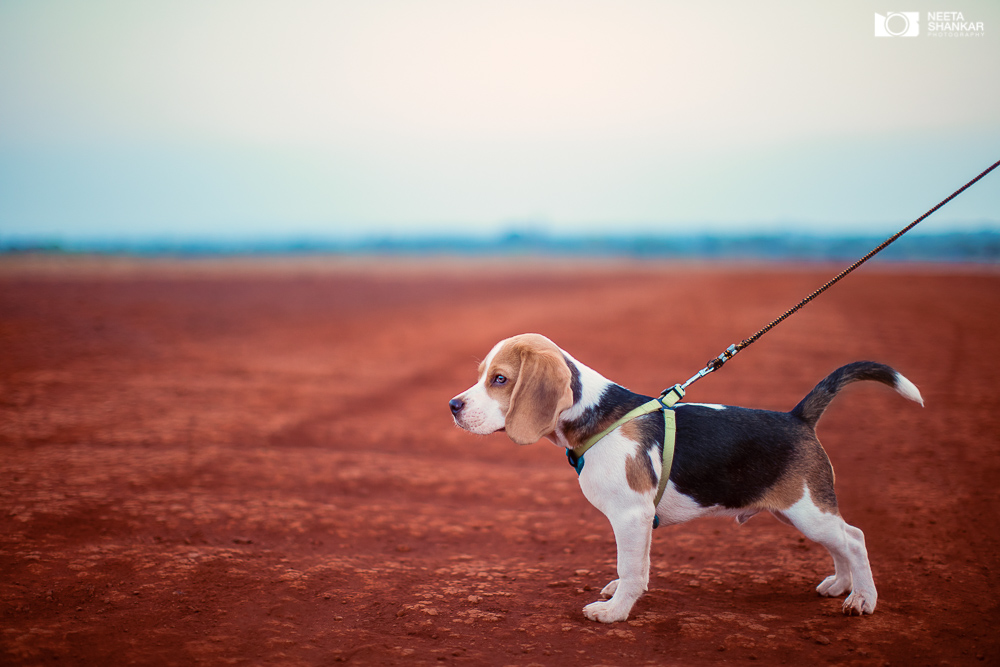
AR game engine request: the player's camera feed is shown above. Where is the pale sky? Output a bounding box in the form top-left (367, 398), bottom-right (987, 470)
top-left (1, 0), bottom-right (998, 242)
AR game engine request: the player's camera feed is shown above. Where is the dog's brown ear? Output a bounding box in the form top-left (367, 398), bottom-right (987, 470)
top-left (505, 345), bottom-right (574, 445)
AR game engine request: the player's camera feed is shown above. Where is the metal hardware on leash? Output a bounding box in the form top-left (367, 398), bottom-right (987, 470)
top-left (665, 157), bottom-right (1000, 397)
top-left (676, 344), bottom-right (738, 391)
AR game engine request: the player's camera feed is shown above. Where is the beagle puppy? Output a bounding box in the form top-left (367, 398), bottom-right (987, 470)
top-left (448, 333), bottom-right (923, 623)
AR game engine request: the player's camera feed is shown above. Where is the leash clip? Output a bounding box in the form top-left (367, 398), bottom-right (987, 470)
top-left (708, 344), bottom-right (739, 371)
top-left (680, 344), bottom-right (741, 390)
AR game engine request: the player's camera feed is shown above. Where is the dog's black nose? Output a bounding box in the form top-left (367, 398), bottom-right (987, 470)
top-left (449, 398), bottom-right (464, 415)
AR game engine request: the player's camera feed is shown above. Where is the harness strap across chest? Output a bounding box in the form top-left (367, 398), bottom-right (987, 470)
top-left (566, 384), bottom-right (684, 529)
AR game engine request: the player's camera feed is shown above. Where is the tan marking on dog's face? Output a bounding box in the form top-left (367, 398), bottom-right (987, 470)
top-left (453, 334), bottom-right (574, 444)
top-left (450, 340), bottom-right (511, 436)
top-left (490, 334), bottom-right (575, 445)
top-left (480, 341), bottom-right (521, 417)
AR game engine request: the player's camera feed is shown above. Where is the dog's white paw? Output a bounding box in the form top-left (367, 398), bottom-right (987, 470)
top-left (599, 579), bottom-right (619, 600)
top-left (842, 588), bottom-right (877, 615)
top-left (816, 574), bottom-right (853, 598)
top-left (583, 599), bottom-right (630, 624)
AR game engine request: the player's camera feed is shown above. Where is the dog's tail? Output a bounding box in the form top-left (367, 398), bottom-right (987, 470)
top-left (790, 361), bottom-right (924, 428)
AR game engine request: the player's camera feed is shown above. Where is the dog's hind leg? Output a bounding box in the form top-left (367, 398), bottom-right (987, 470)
top-left (778, 488), bottom-right (877, 615)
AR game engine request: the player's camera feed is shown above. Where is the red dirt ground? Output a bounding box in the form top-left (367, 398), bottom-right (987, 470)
top-left (2, 256), bottom-right (999, 666)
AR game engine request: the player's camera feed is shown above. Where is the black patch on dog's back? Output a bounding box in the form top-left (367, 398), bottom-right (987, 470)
top-left (670, 405), bottom-right (810, 509)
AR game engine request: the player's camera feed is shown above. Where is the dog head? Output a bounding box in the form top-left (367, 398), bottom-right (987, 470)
top-left (449, 333), bottom-right (575, 445)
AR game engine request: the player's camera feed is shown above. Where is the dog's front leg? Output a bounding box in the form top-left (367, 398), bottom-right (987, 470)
top-left (583, 506), bottom-right (654, 623)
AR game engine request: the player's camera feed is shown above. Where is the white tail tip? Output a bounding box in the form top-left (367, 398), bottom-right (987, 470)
top-left (894, 372), bottom-right (924, 407)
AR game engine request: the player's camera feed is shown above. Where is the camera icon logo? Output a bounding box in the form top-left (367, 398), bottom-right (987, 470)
top-left (875, 12), bottom-right (920, 37)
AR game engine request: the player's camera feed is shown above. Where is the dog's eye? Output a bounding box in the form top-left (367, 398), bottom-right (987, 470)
top-left (493, 374), bottom-right (507, 385)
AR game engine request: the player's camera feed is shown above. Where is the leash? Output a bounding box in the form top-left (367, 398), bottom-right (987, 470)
top-left (568, 158), bottom-right (999, 529)
top-left (674, 157), bottom-right (1000, 394)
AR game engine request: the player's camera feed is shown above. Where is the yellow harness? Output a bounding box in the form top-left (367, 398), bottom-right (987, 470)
top-left (565, 384), bottom-right (684, 528)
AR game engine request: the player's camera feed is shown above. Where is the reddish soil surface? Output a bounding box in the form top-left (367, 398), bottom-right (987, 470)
top-left (2, 256), bottom-right (999, 666)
